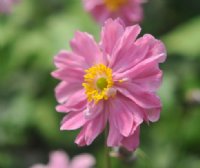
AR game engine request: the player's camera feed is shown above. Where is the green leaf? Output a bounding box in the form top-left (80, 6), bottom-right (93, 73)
top-left (162, 17), bottom-right (200, 58)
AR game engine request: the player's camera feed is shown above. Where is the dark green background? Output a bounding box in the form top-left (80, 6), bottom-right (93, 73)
top-left (0, 0), bottom-right (200, 167)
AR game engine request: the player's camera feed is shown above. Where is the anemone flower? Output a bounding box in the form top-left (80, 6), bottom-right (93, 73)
top-left (0, 0), bottom-right (18, 13)
top-left (30, 150), bottom-right (95, 168)
top-left (52, 18), bottom-right (166, 151)
top-left (82, 0), bottom-right (144, 26)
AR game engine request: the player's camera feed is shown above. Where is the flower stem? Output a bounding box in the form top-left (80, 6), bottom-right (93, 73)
top-left (105, 127), bottom-right (111, 168)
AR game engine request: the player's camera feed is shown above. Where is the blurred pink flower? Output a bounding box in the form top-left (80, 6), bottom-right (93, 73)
top-left (0, 0), bottom-right (18, 13)
top-left (30, 151), bottom-right (95, 168)
top-left (52, 18), bottom-right (166, 151)
top-left (82, 0), bottom-right (144, 25)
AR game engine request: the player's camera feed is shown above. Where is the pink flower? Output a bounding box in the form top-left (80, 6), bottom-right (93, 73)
top-left (30, 150), bottom-right (95, 168)
top-left (82, 0), bottom-right (144, 26)
top-left (0, 0), bottom-right (18, 13)
top-left (52, 18), bottom-right (166, 151)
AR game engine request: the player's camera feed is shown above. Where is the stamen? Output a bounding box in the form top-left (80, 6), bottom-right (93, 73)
top-left (82, 64), bottom-right (115, 103)
top-left (104, 0), bottom-right (128, 12)
top-left (106, 88), bottom-right (117, 97)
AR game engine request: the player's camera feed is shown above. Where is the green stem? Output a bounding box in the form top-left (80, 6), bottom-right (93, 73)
top-left (105, 127), bottom-right (111, 168)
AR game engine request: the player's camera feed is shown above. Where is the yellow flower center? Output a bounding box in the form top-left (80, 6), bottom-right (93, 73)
top-left (104, 0), bottom-right (128, 12)
top-left (82, 64), bottom-right (116, 103)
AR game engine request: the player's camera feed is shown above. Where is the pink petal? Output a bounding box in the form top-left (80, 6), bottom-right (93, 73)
top-left (107, 92), bottom-right (144, 146)
top-left (121, 126), bottom-right (140, 151)
top-left (117, 83), bottom-right (161, 109)
top-left (51, 67), bottom-right (84, 83)
top-left (53, 50), bottom-right (86, 69)
top-left (131, 67), bottom-right (163, 92)
top-left (115, 48), bottom-right (165, 82)
top-left (100, 18), bottom-right (124, 58)
top-left (60, 111), bottom-right (86, 130)
top-left (0, 0), bottom-right (18, 13)
top-left (75, 127), bottom-right (87, 146)
top-left (84, 113), bottom-right (107, 145)
top-left (83, 0), bottom-right (103, 11)
top-left (117, 24), bottom-right (141, 48)
top-left (117, 83), bottom-right (162, 122)
top-left (107, 120), bottom-right (123, 147)
top-left (75, 113), bottom-right (107, 146)
top-left (109, 25), bottom-right (143, 71)
top-left (55, 81), bottom-right (82, 104)
top-left (70, 154), bottom-right (96, 168)
top-left (115, 63), bottom-right (163, 92)
top-left (113, 33), bottom-right (166, 78)
top-left (56, 100), bottom-right (86, 113)
top-left (120, 0), bottom-right (143, 25)
top-left (48, 151), bottom-right (69, 168)
top-left (89, 5), bottom-right (111, 25)
top-left (146, 107), bottom-right (161, 122)
top-left (135, 34), bottom-right (167, 63)
top-left (113, 43), bottom-right (149, 74)
top-left (56, 89), bottom-right (87, 113)
top-left (82, 0), bottom-right (144, 26)
top-left (108, 97), bottom-right (136, 137)
top-left (119, 95), bottom-right (144, 134)
top-left (70, 31), bottom-right (102, 67)
top-left (84, 101), bottom-right (104, 120)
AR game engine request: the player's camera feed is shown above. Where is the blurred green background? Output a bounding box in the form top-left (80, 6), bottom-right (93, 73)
top-left (0, 0), bottom-right (200, 167)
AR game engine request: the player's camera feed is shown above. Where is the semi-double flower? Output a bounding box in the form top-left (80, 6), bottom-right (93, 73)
top-left (52, 18), bottom-right (166, 151)
top-left (30, 150), bottom-right (95, 168)
top-left (82, 0), bottom-right (144, 25)
top-left (0, 0), bottom-right (18, 13)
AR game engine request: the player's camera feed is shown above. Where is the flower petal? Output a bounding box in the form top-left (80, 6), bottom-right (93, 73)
top-left (119, 95), bottom-right (144, 134)
top-left (51, 67), bottom-right (84, 83)
top-left (56, 89), bottom-right (87, 112)
top-left (84, 101), bottom-right (104, 120)
top-left (108, 95), bottom-right (143, 137)
top-left (55, 81), bottom-right (82, 104)
top-left (60, 111), bottom-right (86, 130)
top-left (113, 43), bottom-right (148, 74)
top-left (56, 100), bottom-right (86, 113)
top-left (115, 64), bottom-right (163, 92)
top-left (83, 0), bottom-right (103, 11)
top-left (113, 33), bottom-right (166, 78)
top-left (75, 112), bottom-right (107, 146)
top-left (75, 126), bottom-right (87, 146)
top-left (117, 83), bottom-right (161, 109)
top-left (107, 121), bottom-right (123, 147)
top-left (131, 67), bottom-right (163, 92)
top-left (89, 5), bottom-right (111, 25)
top-left (135, 34), bottom-right (167, 63)
top-left (120, 1), bottom-right (143, 25)
top-left (84, 113), bottom-right (107, 145)
top-left (53, 50), bottom-right (86, 69)
top-left (121, 126), bottom-right (140, 151)
top-left (70, 31), bottom-right (102, 67)
top-left (146, 107), bottom-right (161, 122)
top-left (116, 52), bottom-right (164, 81)
top-left (100, 18), bottom-right (124, 57)
top-left (48, 151), bottom-right (69, 168)
top-left (109, 24), bottom-right (142, 70)
top-left (70, 154), bottom-right (96, 168)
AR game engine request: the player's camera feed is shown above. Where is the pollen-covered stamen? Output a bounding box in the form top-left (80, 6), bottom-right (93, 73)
top-left (82, 64), bottom-right (116, 103)
top-left (104, 0), bottom-right (128, 12)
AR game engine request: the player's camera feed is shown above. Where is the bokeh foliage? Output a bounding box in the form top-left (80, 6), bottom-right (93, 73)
top-left (0, 0), bottom-right (200, 167)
